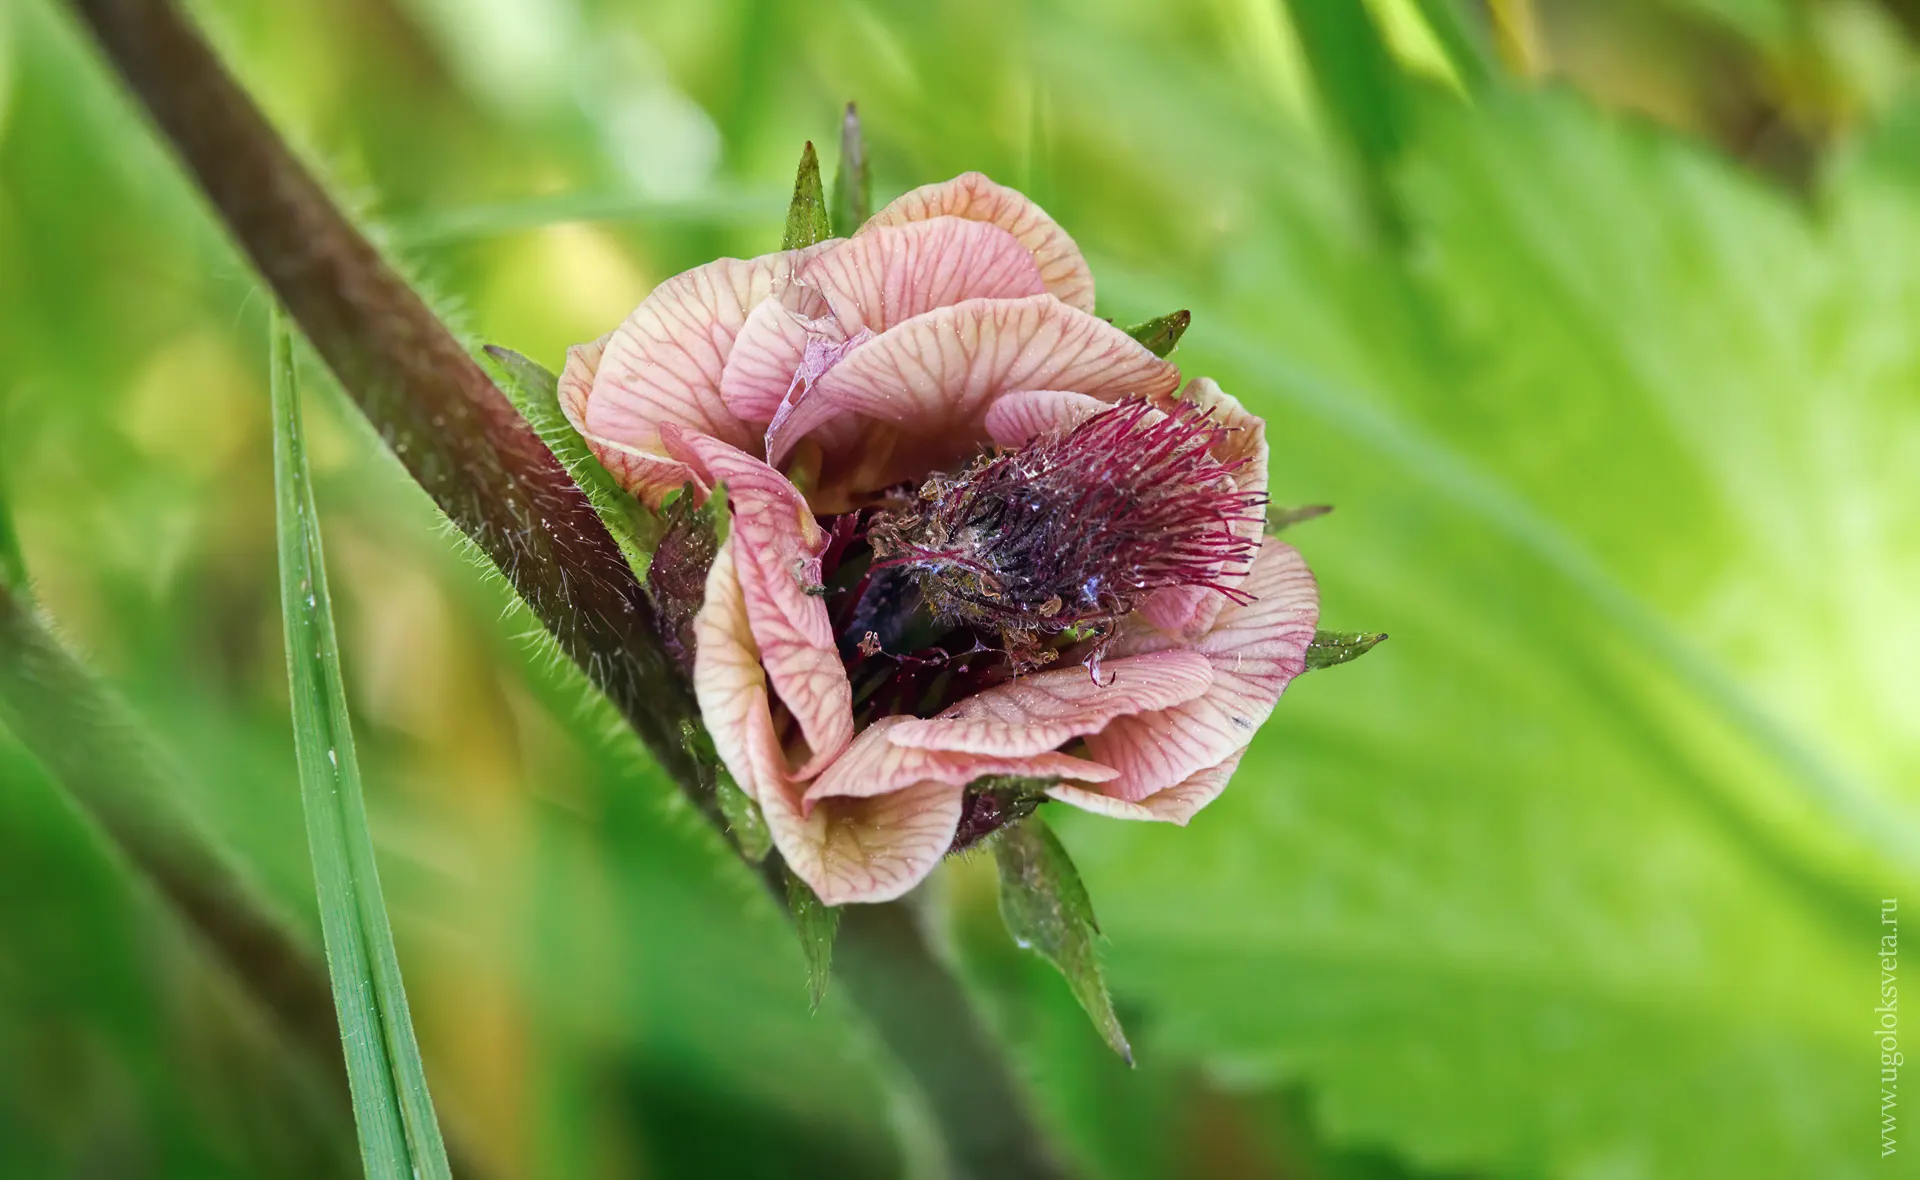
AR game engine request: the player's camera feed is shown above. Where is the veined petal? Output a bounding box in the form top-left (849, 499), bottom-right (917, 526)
top-left (805, 217), bottom-right (1046, 336)
top-left (691, 542), bottom-right (789, 806)
top-left (887, 650), bottom-right (1213, 757)
top-left (806, 717), bottom-right (1117, 806)
top-left (719, 296), bottom-right (823, 428)
top-left (1046, 749), bottom-right (1246, 826)
top-left (982, 389), bottom-right (1111, 448)
top-left (585, 248), bottom-right (832, 501)
top-left (695, 546), bottom-right (957, 905)
top-left (861, 172), bottom-right (1096, 313)
top-left (766, 294), bottom-right (1180, 470)
top-left (666, 429), bottom-right (852, 779)
top-left (760, 779), bottom-right (966, 905)
top-left (1084, 539), bottom-right (1317, 802)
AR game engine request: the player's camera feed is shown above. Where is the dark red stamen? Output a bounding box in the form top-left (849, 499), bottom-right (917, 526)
top-left (868, 397), bottom-right (1264, 669)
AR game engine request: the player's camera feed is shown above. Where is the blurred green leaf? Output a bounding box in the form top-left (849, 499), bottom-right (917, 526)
top-left (785, 140), bottom-right (833, 250)
top-left (1284, 0), bottom-right (1410, 236)
top-left (1303, 629), bottom-right (1387, 671)
top-left (0, 488), bottom-right (24, 597)
top-left (1122, 310), bottom-right (1190, 358)
top-left (832, 102), bottom-right (873, 234)
top-left (271, 315), bottom-right (451, 1180)
top-left (1066, 84), bottom-right (1918, 1180)
top-left (785, 869), bottom-right (840, 1013)
top-left (995, 814), bottom-right (1131, 1066)
top-left (1407, 0), bottom-right (1495, 92)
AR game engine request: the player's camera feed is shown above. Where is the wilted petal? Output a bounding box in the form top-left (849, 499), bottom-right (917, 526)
top-left (806, 717), bottom-right (1116, 806)
top-left (982, 389), bottom-right (1111, 448)
top-left (667, 429), bottom-right (852, 778)
top-left (1084, 539), bottom-right (1317, 802)
top-left (586, 249), bottom-right (833, 503)
top-left (861, 172), bottom-right (1096, 313)
top-left (804, 217), bottom-right (1047, 336)
top-left (760, 778), bottom-right (967, 905)
top-left (887, 650), bottom-right (1213, 757)
top-left (766, 295), bottom-right (1180, 470)
top-left (1046, 749), bottom-right (1246, 826)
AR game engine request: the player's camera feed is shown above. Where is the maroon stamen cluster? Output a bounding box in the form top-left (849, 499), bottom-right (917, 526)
top-left (868, 398), bottom-right (1265, 670)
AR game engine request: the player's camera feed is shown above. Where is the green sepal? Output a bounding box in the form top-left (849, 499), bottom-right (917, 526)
top-left (1304, 629), bottom-right (1387, 671)
top-left (831, 102), bottom-right (872, 235)
top-left (1122, 310), bottom-right (1190, 358)
top-left (994, 814), bottom-right (1132, 1065)
top-left (1267, 503), bottom-right (1333, 534)
top-left (482, 346), bottom-right (658, 574)
top-left (785, 869), bottom-right (841, 1012)
top-left (784, 141), bottom-right (833, 250)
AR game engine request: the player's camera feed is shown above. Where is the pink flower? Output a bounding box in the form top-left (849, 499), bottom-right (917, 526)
top-left (562, 173), bottom-right (1319, 904)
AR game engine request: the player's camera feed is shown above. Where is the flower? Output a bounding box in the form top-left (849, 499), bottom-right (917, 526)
top-left (562, 173), bottom-right (1319, 904)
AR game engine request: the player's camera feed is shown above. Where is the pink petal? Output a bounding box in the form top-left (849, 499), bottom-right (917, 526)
top-left (982, 389), bottom-right (1111, 447)
top-left (804, 217), bottom-right (1047, 336)
top-left (690, 541), bottom-right (790, 806)
top-left (805, 717), bottom-right (1117, 806)
top-left (766, 294), bottom-right (1180, 469)
top-left (861, 172), bottom-right (1096, 313)
top-left (693, 545), bottom-right (958, 904)
top-left (667, 429), bottom-right (852, 779)
top-left (1046, 749), bottom-right (1247, 826)
top-left (759, 778), bottom-right (966, 905)
top-left (887, 650), bottom-right (1214, 757)
top-left (718, 296), bottom-right (823, 428)
top-left (561, 332), bottom-right (702, 499)
top-left (585, 248), bottom-right (832, 503)
top-left (1083, 539), bottom-right (1318, 802)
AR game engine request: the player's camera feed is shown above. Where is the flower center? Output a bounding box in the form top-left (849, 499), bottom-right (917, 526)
top-left (865, 397), bottom-right (1265, 670)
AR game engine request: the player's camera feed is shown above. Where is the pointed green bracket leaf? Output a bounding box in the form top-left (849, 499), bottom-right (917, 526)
top-left (271, 315), bottom-right (452, 1180)
top-left (1304, 628), bottom-right (1387, 671)
top-left (994, 814), bottom-right (1132, 1065)
top-left (784, 141), bottom-right (833, 250)
top-left (832, 102), bottom-right (872, 235)
top-left (1267, 502), bottom-right (1333, 533)
top-left (1122, 310), bottom-right (1190, 358)
top-left (785, 869), bottom-right (841, 1012)
top-left (483, 345), bottom-right (659, 574)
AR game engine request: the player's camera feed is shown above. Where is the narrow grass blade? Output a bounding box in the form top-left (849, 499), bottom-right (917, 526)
top-left (271, 314), bottom-right (452, 1180)
top-left (1283, 0), bottom-right (1409, 238)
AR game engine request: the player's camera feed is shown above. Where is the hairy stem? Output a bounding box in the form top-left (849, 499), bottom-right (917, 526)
top-left (62, 1), bottom-right (1064, 1174)
top-left (66, 0), bottom-right (703, 796)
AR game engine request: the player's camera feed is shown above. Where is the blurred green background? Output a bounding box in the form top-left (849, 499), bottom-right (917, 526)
top-left (3, 0), bottom-right (1918, 1176)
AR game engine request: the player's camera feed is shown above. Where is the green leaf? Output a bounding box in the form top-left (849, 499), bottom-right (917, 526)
top-left (484, 345), bottom-right (659, 574)
top-left (783, 140), bottom-right (833, 251)
top-left (785, 869), bottom-right (841, 1012)
top-left (1121, 309), bottom-right (1189, 358)
top-left (993, 814), bottom-right (1131, 1066)
top-left (270, 314), bottom-right (452, 1180)
top-left (1406, 0), bottom-right (1495, 93)
top-left (831, 102), bottom-right (872, 235)
top-left (1302, 628), bottom-right (1387, 671)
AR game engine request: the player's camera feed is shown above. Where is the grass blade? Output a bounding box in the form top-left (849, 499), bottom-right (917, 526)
top-left (271, 315), bottom-right (452, 1180)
